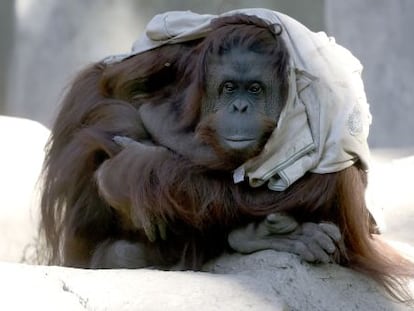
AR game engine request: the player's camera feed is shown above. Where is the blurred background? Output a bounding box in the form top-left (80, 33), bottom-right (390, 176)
top-left (1, 0), bottom-right (413, 149)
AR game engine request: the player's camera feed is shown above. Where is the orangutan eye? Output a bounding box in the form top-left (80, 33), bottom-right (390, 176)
top-left (248, 83), bottom-right (262, 94)
top-left (222, 81), bottom-right (236, 94)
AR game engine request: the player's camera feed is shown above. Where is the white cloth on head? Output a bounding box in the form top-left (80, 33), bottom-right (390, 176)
top-left (103, 8), bottom-right (372, 192)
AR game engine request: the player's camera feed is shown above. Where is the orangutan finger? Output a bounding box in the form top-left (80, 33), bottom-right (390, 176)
top-left (318, 222), bottom-right (341, 242)
top-left (265, 213), bottom-right (299, 234)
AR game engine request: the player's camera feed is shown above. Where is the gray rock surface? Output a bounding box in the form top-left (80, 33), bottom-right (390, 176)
top-left (0, 116), bottom-right (48, 263)
top-left (0, 251), bottom-right (413, 311)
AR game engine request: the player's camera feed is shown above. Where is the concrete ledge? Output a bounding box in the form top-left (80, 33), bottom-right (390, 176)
top-left (1, 251), bottom-right (413, 311)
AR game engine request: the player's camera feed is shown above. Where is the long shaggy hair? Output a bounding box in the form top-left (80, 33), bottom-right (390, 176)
top-left (40, 14), bottom-right (413, 303)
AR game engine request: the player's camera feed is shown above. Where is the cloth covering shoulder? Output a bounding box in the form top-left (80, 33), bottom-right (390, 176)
top-left (103, 8), bottom-right (372, 192)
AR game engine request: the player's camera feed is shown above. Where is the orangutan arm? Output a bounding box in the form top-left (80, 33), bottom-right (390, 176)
top-left (95, 137), bottom-right (168, 242)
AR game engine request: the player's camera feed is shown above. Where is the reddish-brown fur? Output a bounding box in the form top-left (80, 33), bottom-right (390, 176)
top-left (40, 14), bottom-right (413, 303)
